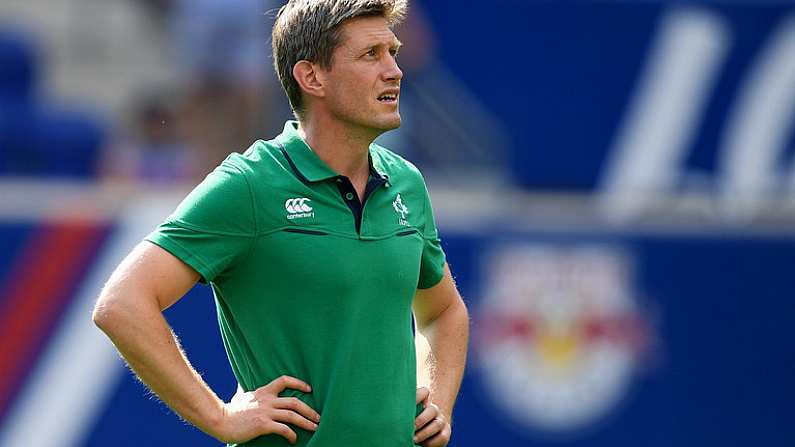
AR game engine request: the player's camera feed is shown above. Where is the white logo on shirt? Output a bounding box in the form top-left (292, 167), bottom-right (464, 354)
top-left (393, 193), bottom-right (409, 225)
top-left (286, 198), bottom-right (314, 219)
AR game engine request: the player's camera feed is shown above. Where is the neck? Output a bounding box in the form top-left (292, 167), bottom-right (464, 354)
top-left (297, 113), bottom-right (379, 182)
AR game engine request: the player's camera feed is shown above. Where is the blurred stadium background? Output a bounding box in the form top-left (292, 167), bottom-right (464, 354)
top-left (2, 0), bottom-right (795, 445)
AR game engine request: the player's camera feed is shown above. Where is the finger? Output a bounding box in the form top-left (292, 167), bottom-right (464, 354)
top-left (416, 387), bottom-right (430, 405)
top-left (273, 397), bottom-right (321, 423)
top-left (267, 421), bottom-right (298, 445)
top-left (263, 375), bottom-right (312, 395)
top-left (421, 427), bottom-right (452, 447)
top-left (414, 404), bottom-right (440, 430)
top-left (271, 409), bottom-right (318, 432)
top-left (414, 417), bottom-right (446, 444)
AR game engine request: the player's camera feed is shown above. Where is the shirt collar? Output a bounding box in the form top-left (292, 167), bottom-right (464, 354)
top-left (277, 121), bottom-right (389, 183)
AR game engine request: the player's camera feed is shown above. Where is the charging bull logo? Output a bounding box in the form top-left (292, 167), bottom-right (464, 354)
top-left (476, 245), bottom-right (653, 434)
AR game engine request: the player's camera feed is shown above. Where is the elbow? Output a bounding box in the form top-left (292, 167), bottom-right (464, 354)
top-left (92, 287), bottom-right (130, 332)
top-left (92, 296), bottom-right (115, 331)
top-left (418, 296), bottom-right (469, 333)
top-left (92, 286), bottom-right (160, 333)
top-left (457, 295), bottom-right (469, 315)
top-left (455, 298), bottom-right (470, 327)
top-left (449, 294), bottom-right (469, 321)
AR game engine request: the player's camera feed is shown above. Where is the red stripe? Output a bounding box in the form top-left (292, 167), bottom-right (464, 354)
top-left (481, 315), bottom-right (537, 342)
top-left (481, 313), bottom-right (650, 351)
top-left (0, 221), bottom-right (105, 415)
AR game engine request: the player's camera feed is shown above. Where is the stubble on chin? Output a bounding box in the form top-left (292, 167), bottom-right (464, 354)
top-left (358, 110), bottom-right (402, 134)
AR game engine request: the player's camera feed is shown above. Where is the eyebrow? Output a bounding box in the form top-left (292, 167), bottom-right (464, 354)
top-left (360, 39), bottom-right (403, 52)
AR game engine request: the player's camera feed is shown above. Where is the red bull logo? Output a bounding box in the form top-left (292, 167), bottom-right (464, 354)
top-left (476, 245), bottom-right (654, 433)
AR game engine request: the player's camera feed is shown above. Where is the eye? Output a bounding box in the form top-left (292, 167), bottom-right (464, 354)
top-left (389, 48), bottom-right (399, 58)
top-left (365, 48), bottom-right (377, 57)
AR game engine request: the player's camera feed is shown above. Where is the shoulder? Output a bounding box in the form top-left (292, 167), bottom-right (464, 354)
top-left (224, 139), bottom-right (290, 180)
top-left (220, 138), bottom-right (303, 193)
top-left (168, 139), bottom-right (290, 232)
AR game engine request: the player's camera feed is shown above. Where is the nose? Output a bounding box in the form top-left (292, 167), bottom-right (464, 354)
top-left (382, 54), bottom-right (403, 82)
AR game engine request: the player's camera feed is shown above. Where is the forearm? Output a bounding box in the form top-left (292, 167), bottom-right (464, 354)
top-left (418, 299), bottom-right (469, 420)
top-left (93, 292), bottom-right (223, 436)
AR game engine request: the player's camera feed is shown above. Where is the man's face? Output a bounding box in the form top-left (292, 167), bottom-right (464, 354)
top-left (319, 15), bottom-right (403, 134)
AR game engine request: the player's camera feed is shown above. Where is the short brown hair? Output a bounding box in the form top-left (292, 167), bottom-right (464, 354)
top-left (272, 0), bottom-right (408, 120)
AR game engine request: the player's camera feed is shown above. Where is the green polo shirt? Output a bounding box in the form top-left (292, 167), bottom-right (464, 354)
top-left (146, 121), bottom-right (446, 447)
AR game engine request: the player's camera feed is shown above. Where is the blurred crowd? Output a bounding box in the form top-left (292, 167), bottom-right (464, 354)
top-left (0, 0), bottom-right (506, 186)
top-left (1, 0), bottom-right (290, 184)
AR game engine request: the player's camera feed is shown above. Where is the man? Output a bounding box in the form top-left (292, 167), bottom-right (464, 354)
top-left (92, 1), bottom-right (469, 446)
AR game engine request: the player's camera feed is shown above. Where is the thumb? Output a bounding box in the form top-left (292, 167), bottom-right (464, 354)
top-left (416, 387), bottom-right (430, 405)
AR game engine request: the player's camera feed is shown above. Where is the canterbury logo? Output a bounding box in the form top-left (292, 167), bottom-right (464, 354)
top-left (285, 198), bottom-right (313, 213)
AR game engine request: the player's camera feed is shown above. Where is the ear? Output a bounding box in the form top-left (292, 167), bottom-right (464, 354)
top-left (293, 60), bottom-right (325, 100)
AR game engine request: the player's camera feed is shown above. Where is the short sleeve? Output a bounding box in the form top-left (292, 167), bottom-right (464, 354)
top-left (417, 183), bottom-right (446, 289)
top-left (145, 159), bottom-right (255, 283)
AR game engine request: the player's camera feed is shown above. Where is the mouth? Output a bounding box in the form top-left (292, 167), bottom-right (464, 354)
top-left (377, 90), bottom-right (399, 104)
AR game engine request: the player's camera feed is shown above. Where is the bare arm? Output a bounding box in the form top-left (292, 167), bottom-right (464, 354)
top-left (412, 263), bottom-right (469, 447)
top-left (92, 241), bottom-right (319, 444)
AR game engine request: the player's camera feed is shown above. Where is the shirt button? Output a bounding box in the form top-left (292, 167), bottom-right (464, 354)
top-left (345, 192), bottom-right (354, 200)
